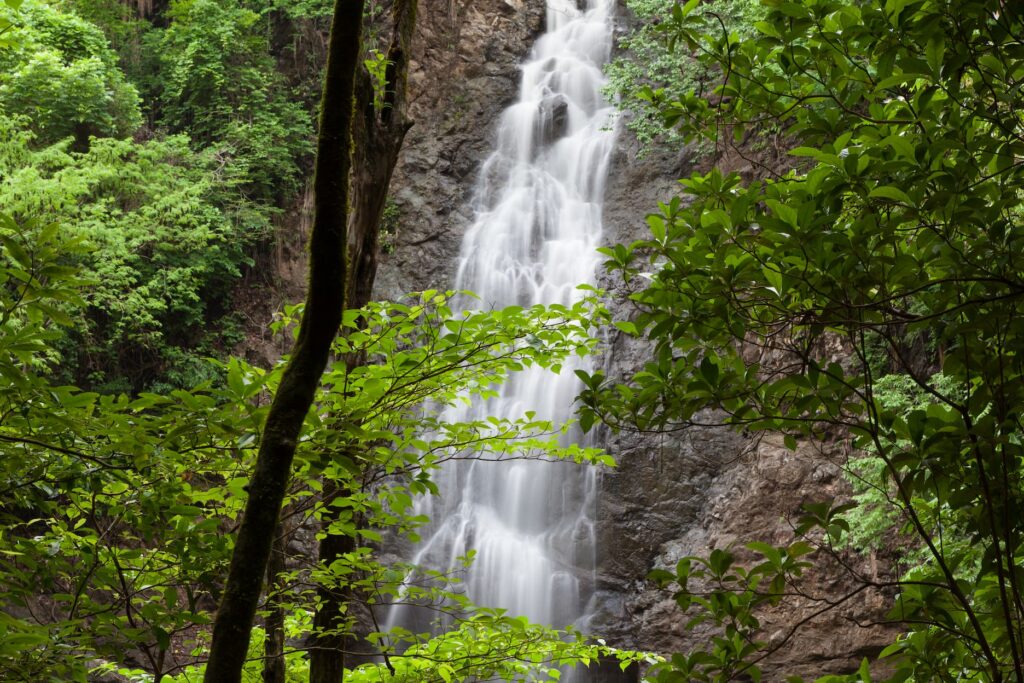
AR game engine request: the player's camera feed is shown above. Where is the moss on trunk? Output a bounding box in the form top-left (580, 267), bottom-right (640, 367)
top-left (203, 1), bottom-right (364, 681)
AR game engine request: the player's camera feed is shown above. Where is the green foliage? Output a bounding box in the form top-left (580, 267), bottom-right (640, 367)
top-left (605, 0), bottom-right (763, 154)
top-left (586, 0), bottom-right (1024, 679)
top-left (266, 294), bottom-right (617, 667)
top-left (259, 0), bottom-right (388, 22)
top-left (0, 261), bottom-right (629, 679)
top-left (54, 0), bottom-right (147, 54)
top-left (0, 0), bottom-right (24, 49)
top-left (364, 47), bottom-right (390, 112)
top-left (0, 0), bottom-right (313, 389)
top-left (0, 212), bottom-right (88, 374)
top-left (0, 3), bottom-right (654, 681)
top-left (355, 613), bottom-right (645, 683)
top-left (144, 0), bottom-right (312, 201)
top-left (379, 197), bottom-right (400, 254)
top-left (0, 0), bottom-right (141, 144)
top-left (844, 373), bottom-right (961, 554)
top-left (647, 541), bottom-right (814, 682)
top-left (260, 0), bottom-right (334, 20)
top-left (160, 613), bottom-right (646, 683)
top-left (161, 620), bottom-right (310, 682)
top-left (0, 212), bottom-right (141, 681)
top-left (0, 115), bottom-right (271, 390)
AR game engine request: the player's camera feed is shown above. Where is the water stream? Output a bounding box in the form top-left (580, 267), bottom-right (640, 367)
top-left (387, 0), bottom-right (619, 662)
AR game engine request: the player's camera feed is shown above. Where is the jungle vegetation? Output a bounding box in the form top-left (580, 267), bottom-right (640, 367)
top-left (586, 0), bottom-right (1024, 680)
top-left (1, 0), bottom-right (1023, 681)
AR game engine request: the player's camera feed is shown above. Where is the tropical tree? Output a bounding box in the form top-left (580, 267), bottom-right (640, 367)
top-left (582, 0), bottom-right (1024, 680)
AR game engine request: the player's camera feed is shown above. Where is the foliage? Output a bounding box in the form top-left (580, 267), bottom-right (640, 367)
top-left (0, 115), bottom-right (270, 391)
top-left (646, 542), bottom-right (815, 682)
top-left (585, 0), bottom-right (1024, 679)
top-left (354, 613), bottom-right (645, 683)
top-left (4, 4), bottom-right (626, 679)
top-left (0, 0), bottom-right (23, 49)
top-left (0, 0), bottom-right (292, 390)
top-left (160, 620), bottom-right (310, 683)
top-left (53, 0), bottom-right (148, 56)
top-left (260, 0), bottom-right (334, 20)
top-left (143, 0), bottom-right (312, 202)
top-left (379, 197), bottom-right (401, 254)
top-left (0, 254), bottom-right (627, 680)
top-left (161, 612), bottom-right (646, 683)
top-left (259, 0), bottom-right (389, 22)
top-left (0, 212), bottom-right (130, 682)
top-left (262, 293), bottom-right (617, 671)
top-left (844, 373), bottom-right (960, 555)
top-left (364, 47), bottom-right (390, 112)
top-left (0, 0), bottom-right (141, 144)
top-left (604, 0), bottom-right (763, 155)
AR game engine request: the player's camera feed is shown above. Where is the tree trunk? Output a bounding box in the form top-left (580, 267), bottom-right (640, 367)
top-left (308, 3), bottom-right (417, 682)
top-left (261, 522), bottom-right (288, 683)
top-left (203, 1), bottom-right (364, 681)
top-left (308, 479), bottom-right (359, 683)
top-left (346, 0), bottom-right (417, 310)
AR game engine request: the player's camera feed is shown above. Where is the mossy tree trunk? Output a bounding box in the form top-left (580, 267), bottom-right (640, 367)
top-left (308, 3), bottom-right (418, 682)
top-left (344, 0), bottom-right (417, 311)
top-left (261, 523), bottom-right (288, 683)
top-left (202, 1), bottom-right (365, 681)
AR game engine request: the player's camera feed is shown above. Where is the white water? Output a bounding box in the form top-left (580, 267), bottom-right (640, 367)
top-left (390, 0), bottom-right (618, 648)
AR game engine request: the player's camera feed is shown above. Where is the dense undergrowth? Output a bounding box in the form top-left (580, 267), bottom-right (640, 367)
top-left (0, 0), bottom-right (314, 392)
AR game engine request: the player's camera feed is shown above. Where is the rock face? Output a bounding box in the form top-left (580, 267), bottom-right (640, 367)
top-left (374, 0), bottom-right (546, 299)
top-left (591, 423), bottom-right (897, 680)
top-left (378, 2), bottom-right (895, 680)
top-left (585, 73), bottom-right (897, 680)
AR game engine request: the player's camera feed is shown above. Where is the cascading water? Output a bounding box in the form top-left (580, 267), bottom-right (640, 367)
top-left (388, 0), bottom-right (619, 661)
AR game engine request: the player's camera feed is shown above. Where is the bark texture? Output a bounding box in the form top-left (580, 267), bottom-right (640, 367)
top-left (308, 3), bottom-right (418, 681)
top-left (203, 1), bottom-right (363, 680)
top-left (345, 0), bottom-right (417, 310)
top-left (261, 525), bottom-right (287, 683)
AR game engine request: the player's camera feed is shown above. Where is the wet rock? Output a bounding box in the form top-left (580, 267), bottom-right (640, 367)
top-left (534, 94), bottom-right (570, 150)
top-left (376, 0), bottom-right (546, 300)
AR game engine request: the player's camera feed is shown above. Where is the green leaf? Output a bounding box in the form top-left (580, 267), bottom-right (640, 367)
top-left (868, 186), bottom-right (911, 204)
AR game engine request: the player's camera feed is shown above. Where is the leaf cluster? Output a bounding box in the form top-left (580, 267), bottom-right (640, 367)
top-left (647, 541), bottom-right (814, 682)
top-left (592, 0), bottom-right (1024, 679)
top-left (604, 0), bottom-right (764, 155)
top-left (0, 0), bottom-right (141, 143)
top-left (0, 233), bottom-right (626, 680)
top-left (139, 0), bottom-right (313, 202)
top-left (0, 117), bottom-right (270, 391)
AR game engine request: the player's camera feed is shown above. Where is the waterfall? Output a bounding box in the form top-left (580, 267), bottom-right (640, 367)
top-left (388, 0), bottom-right (619, 657)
